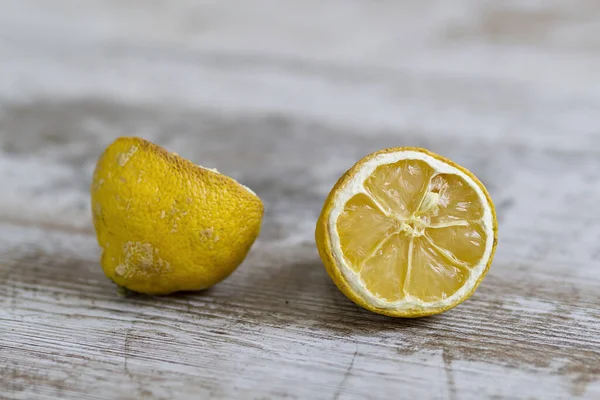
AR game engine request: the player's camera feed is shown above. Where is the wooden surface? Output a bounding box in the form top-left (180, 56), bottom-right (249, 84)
top-left (1, 1), bottom-right (600, 399)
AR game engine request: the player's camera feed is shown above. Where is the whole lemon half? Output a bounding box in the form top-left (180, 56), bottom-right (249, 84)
top-left (91, 137), bottom-right (264, 295)
top-left (315, 147), bottom-right (497, 317)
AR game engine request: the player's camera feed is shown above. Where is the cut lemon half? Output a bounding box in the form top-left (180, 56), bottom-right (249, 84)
top-left (315, 147), bottom-right (497, 317)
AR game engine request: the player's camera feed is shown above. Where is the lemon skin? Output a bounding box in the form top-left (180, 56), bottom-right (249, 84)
top-left (91, 137), bottom-right (264, 295)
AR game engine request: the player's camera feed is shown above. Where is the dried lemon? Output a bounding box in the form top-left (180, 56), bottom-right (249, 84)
top-left (316, 147), bottom-right (498, 317)
top-left (91, 137), bottom-right (263, 295)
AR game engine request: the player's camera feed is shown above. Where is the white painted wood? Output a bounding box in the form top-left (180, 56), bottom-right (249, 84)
top-left (1, 1), bottom-right (599, 399)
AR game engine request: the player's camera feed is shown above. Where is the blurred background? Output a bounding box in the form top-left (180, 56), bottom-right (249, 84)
top-left (1, 1), bottom-right (600, 399)
top-left (1, 0), bottom-right (599, 246)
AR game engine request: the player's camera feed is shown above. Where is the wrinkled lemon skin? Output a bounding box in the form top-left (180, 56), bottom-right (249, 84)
top-left (315, 147), bottom-right (498, 318)
top-left (91, 137), bottom-right (264, 295)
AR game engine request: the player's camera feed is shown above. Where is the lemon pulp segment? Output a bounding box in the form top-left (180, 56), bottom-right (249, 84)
top-left (336, 158), bottom-right (488, 303)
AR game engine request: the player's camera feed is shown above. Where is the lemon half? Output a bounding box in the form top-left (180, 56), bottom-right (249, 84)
top-left (91, 137), bottom-right (264, 295)
top-left (316, 147), bottom-right (498, 317)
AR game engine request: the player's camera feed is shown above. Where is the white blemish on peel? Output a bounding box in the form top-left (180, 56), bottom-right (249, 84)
top-left (199, 227), bottom-right (220, 248)
top-left (115, 264), bottom-right (126, 276)
top-left (117, 145), bottom-right (138, 167)
top-left (92, 178), bottom-right (105, 191)
top-left (197, 164), bottom-right (257, 197)
top-left (240, 183), bottom-right (257, 196)
top-left (198, 165), bottom-right (220, 174)
top-left (200, 228), bottom-right (214, 240)
top-left (93, 203), bottom-right (102, 217)
top-left (115, 241), bottom-right (171, 278)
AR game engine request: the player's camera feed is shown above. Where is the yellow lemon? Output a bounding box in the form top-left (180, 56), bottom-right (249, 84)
top-left (316, 147), bottom-right (498, 317)
top-left (91, 137), bottom-right (264, 295)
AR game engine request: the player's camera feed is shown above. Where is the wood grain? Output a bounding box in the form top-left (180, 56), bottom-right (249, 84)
top-left (1, 1), bottom-right (600, 399)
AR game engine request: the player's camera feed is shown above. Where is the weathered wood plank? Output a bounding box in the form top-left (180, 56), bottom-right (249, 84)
top-left (1, 1), bottom-right (600, 399)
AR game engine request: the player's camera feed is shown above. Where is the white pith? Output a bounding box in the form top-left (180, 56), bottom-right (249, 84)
top-left (197, 164), bottom-right (257, 197)
top-left (328, 151), bottom-right (495, 311)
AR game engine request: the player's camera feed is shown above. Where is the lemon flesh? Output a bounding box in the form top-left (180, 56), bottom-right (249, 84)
top-left (317, 148), bottom-right (497, 317)
top-left (338, 158), bottom-right (487, 302)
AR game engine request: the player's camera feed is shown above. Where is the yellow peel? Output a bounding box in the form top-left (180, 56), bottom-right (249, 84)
top-left (91, 137), bottom-right (264, 295)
